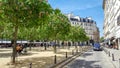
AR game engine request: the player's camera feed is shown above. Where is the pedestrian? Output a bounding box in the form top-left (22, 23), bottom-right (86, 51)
top-left (16, 44), bottom-right (22, 54)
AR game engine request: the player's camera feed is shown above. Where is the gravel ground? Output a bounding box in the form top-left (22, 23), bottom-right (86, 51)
top-left (9, 56), bottom-right (65, 68)
top-left (0, 46), bottom-right (91, 68)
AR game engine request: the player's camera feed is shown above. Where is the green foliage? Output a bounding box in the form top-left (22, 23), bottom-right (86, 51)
top-left (0, 0), bottom-right (53, 63)
top-left (100, 37), bottom-right (104, 42)
top-left (7, 1), bottom-right (51, 25)
top-left (0, 0), bottom-right (53, 40)
top-left (0, 0), bottom-right (89, 42)
top-left (67, 26), bottom-right (89, 42)
top-left (45, 9), bottom-right (71, 41)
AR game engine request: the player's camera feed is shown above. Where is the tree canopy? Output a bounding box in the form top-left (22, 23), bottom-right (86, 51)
top-left (0, 0), bottom-right (89, 63)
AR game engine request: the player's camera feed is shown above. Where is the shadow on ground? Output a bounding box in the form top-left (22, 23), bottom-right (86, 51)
top-left (0, 50), bottom-right (11, 52)
top-left (0, 53), bottom-right (12, 58)
top-left (81, 51), bottom-right (93, 58)
top-left (64, 50), bottom-right (102, 68)
top-left (66, 60), bottom-right (101, 68)
top-left (0, 52), bottom-right (35, 58)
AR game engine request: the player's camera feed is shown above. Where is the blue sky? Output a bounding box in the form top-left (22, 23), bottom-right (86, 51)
top-left (48, 0), bottom-right (104, 37)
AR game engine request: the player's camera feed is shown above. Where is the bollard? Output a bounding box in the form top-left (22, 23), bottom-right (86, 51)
top-left (119, 59), bottom-right (120, 68)
top-left (66, 52), bottom-right (68, 58)
top-left (112, 54), bottom-right (115, 61)
top-left (29, 63), bottom-right (32, 68)
top-left (108, 51), bottom-right (110, 57)
top-left (54, 55), bottom-right (57, 64)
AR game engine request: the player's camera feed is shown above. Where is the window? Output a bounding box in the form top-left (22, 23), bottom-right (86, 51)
top-left (81, 18), bottom-right (83, 22)
top-left (83, 19), bottom-right (86, 22)
top-left (91, 20), bottom-right (93, 23)
top-left (88, 19), bottom-right (90, 23)
top-left (72, 22), bottom-right (74, 24)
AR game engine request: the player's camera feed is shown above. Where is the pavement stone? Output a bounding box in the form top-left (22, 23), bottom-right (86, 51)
top-left (104, 47), bottom-right (120, 68)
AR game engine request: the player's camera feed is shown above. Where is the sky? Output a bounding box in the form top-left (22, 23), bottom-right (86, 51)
top-left (48, 0), bottom-right (104, 37)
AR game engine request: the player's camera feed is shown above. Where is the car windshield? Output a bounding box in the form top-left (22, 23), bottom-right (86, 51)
top-left (94, 43), bottom-right (100, 48)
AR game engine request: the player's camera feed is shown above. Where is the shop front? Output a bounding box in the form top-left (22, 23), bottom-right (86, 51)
top-left (115, 29), bottom-right (120, 50)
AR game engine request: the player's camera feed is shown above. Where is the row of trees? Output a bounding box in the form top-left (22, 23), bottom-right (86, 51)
top-left (0, 0), bottom-right (89, 63)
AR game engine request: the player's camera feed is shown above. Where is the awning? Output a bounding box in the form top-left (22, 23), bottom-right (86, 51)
top-left (110, 37), bottom-right (115, 41)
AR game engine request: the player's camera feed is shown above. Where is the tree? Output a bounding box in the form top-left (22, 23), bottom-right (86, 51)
top-left (100, 37), bottom-right (104, 42)
top-left (0, 0), bottom-right (53, 63)
top-left (46, 9), bottom-right (71, 53)
top-left (67, 26), bottom-right (89, 47)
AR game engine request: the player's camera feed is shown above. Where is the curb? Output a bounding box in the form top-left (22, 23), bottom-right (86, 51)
top-left (49, 48), bottom-right (90, 68)
top-left (49, 52), bottom-right (82, 68)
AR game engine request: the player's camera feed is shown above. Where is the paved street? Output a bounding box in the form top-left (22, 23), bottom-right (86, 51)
top-left (63, 49), bottom-right (114, 68)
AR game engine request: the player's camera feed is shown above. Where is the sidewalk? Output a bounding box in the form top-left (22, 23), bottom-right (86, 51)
top-left (103, 47), bottom-right (120, 68)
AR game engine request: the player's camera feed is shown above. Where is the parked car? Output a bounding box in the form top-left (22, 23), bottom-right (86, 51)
top-left (93, 42), bottom-right (102, 51)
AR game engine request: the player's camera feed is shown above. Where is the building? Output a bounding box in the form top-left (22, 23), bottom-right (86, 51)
top-left (66, 13), bottom-right (100, 42)
top-left (103, 0), bottom-right (120, 49)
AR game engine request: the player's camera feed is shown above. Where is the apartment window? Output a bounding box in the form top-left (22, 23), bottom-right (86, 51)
top-left (86, 19), bottom-right (88, 22)
top-left (91, 20), bottom-right (93, 23)
top-left (83, 19), bottom-right (86, 22)
top-left (81, 19), bottom-right (83, 22)
top-left (72, 22), bottom-right (74, 24)
top-left (88, 20), bottom-right (90, 23)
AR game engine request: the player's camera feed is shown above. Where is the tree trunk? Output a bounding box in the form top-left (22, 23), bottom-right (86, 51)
top-left (54, 36), bottom-right (57, 53)
top-left (29, 43), bottom-right (32, 51)
top-left (44, 40), bottom-right (47, 50)
top-left (12, 25), bottom-right (18, 63)
top-left (54, 40), bottom-right (57, 53)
